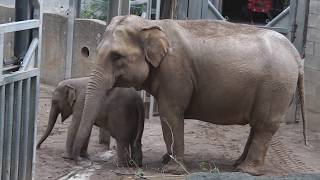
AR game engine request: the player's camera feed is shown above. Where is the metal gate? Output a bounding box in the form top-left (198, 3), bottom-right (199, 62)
top-left (0, 1), bottom-right (42, 180)
top-left (175, 0), bottom-right (308, 54)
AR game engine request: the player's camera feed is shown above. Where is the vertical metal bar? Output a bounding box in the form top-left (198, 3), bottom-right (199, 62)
top-left (2, 83), bottom-right (14, 180)
top-left (201, 0), bottom-right (208, 19)
top-left (65, 0), bottom-right (76, 79)
top-left (14, 0), bottom-right (32, 60)
top-left (18, 78), bottom-right (30, 180)
top-left (301, 0), bottom-right (310, 56)
top-left (75, 0), bottom-right (81, 17)
top-left (155, 0), bottom-right (161, 20)
top-left (11, 81), bottom-right (22, 180)
top-left (149, 96), bottom-right (155, 120)
top-left (118, 0), bottom-right (129, 15)
top-left (0, 33), bottom-right (4, 79)
top-left (147, 0), bottom-right (152, 19)
top-left (36, 0), bottom-right (43, 70)
top-left (108, 0), bottom-right (120, 24)
top-left (177, 0), bottom-right (188, 20)
top-left (188, 0), bottom-right (202, 19)
top-left (27, 76), bottom-right (38, 180)
top-left (118, 0), bottom-right (123, 17)
top-left (0, 85), bottom-right (5, 178)
top-left (288, 0), bottom-right (298, 42)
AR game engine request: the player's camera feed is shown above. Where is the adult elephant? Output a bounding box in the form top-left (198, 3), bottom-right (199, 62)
top-left (72, 15), bottom-right (306, 175)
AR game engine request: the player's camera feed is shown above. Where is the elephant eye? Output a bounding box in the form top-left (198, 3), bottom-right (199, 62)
top-left (110, 52), bottom-right (123, 61)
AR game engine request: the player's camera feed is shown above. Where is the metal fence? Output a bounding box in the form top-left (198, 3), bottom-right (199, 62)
top-left (0, 17), bottom-right (41, 180)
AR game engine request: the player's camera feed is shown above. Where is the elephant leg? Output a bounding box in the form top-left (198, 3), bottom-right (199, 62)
top-left (99, 128), bottom-right (111, 150)
top-left (234, 128), bottom-right (254, 167)
top-left (65, 116), bottom-right (80, 159)
top-left (159, 110), bottom-right (186, 174)
top-left (116, 140), bottom-right (130, 167)
top-left (236, 119), bottom-right (280, 175)
top-left (160, 119), bottom-right (172, 164)
top-left (80, 129), bottom-right (92, 158)
top-left (130, 140), bottom-right (142, 167)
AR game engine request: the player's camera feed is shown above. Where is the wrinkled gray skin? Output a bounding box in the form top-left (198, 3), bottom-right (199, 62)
top-left (73, 15), bottom-right (306, 175)
top-left (36, 78), bottom-right (110, 154)
top-left (37, 77), bottom-right (145, 166)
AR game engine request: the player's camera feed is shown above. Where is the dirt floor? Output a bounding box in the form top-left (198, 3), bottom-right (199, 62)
top-left (36, 85), bottom-right (320, 180)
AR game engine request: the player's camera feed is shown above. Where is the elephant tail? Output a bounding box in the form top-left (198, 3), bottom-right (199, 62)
top-left (297, 59), bottom-right (307, 146)
top-left (36, 103), bottom-right (60, 149)
top-left (131, 97), bottom-right (145, 167)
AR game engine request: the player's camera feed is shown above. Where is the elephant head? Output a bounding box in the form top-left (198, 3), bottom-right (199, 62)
top-left (72, 15), bottom-right (169, 160)
top-left (36, 83), bottom-right (76, 149)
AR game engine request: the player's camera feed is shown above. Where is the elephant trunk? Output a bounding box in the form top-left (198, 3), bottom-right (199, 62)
top-left (36, 103), bottom-right (60, 149)
top-left (72, 66), bottom-right (114, 161)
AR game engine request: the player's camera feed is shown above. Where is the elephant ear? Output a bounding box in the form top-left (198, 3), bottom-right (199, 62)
top-left (65, 85), bottom-right (76, 107)
top-left (140, 25), bottom-right (170, 68)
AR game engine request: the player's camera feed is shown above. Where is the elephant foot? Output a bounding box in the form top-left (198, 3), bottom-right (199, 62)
top-left (161, 159), bottom-right (188, 175)
top-left (162, 153), bottom-right (171, 164)
top-left (236, 162), bottom-right (264, 176)
top-left (80, 152), bottom-right (90, 159)
top-left (62, 153), bottom-right (74, 160)
top-left (117, 159), bottom-right (130, 167)
top-left (233, 156), bottom-right (245, 167)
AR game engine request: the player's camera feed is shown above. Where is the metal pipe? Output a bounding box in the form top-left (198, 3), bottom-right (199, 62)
top-left (18, 78), bottom-right (30, 180)
top-left (118, 0), bottom-right (123, 15)
top-left (265, 7), bottom-right (290, 27)
top-left (65, 0), bottom-right (76, 79)
top-left (19, 38), bottom-right (39, 71)
top-left (146, 0), bottom-right (151, 19)
top-left (0, 20), bottom-right (40, 34)
top-left (149, 96), bottom-right (155, 120)
top-left (302, 0), bottom-right (310, 57)
top-left (11, 81), bottom-right (22, 180)
top-left (2, 83), bottom-right (14, 180)
top-left (26, 77), bottom-right (38, 179)
top-left (15, 0), bottom-right (32, 61)
top-left (288, 0), bottom-right (298, 42)
top-left (0, 33), bottom-right (4, 79)
top-left (208, 0), bottom-right (225, 20)
top-left (155, 0), bottom-right (161, 20)
top-left (0, 85), bottom-right (5, 179)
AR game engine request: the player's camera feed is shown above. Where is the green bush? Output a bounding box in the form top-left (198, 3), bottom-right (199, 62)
top-left (80, 0), bottom-right (109, 20)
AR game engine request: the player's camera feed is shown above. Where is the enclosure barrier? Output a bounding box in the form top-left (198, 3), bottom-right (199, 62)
top-left (0, 19), bottom-right (41, 180)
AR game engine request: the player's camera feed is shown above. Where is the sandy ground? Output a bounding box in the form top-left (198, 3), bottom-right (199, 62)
top-left (36, 85), bottom-right (320, 180)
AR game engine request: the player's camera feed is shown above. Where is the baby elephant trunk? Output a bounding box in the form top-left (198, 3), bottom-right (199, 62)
top-left (130, 98), bottom-right (145, 167)
top-left (36, 104), bottom-right (60, 149)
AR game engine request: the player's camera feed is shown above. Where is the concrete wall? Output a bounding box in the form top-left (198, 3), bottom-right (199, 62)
top-left (42, 0), bottom-right (69, 16)
top-left (40, 13), bottom-right (106, 86)
top-left (0, 0), bottom-right (14, 7)
top-left (40, 13), bottom-right (68, 85)
top-left (305, 0), bottom-right (320, 131)
top-left (0, 5), bottom-right (15, 64)
top-left (72, 19), bottom-right (106, 78)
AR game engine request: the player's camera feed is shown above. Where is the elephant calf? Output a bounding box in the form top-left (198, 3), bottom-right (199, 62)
top-left (37, 77), bottom-right (145, 167)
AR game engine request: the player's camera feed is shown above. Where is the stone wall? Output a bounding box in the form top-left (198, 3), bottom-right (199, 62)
top-left (305, 0), bottom-right (320, 131)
